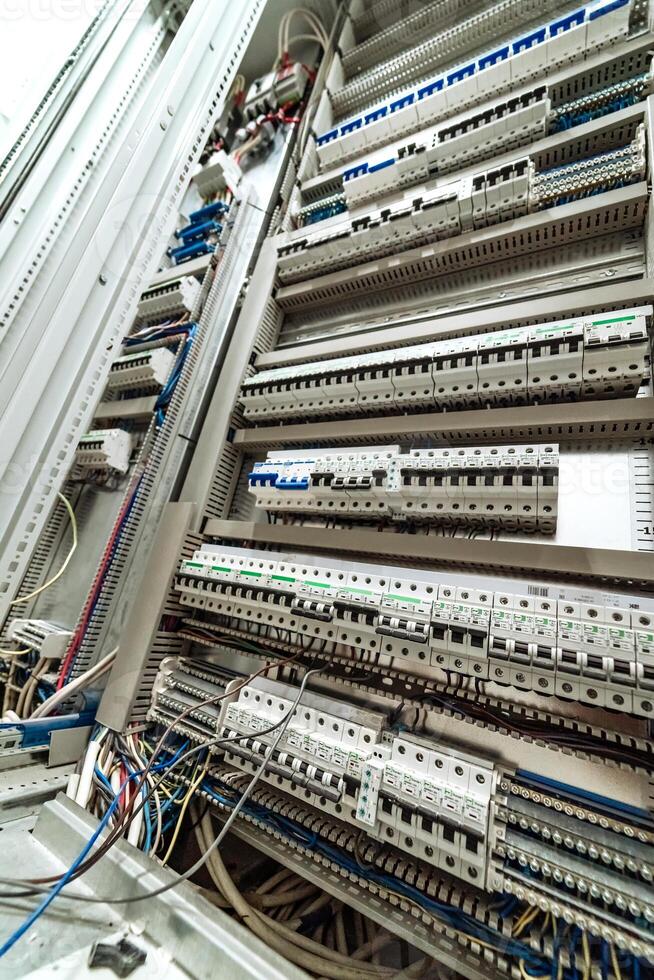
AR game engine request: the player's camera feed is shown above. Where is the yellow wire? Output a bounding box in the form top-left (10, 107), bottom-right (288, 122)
top-left (513, 905), bottom-right (540, 937)
top-left (610, 944), bottom-right (623, 980)
top-left (160, 762), bottom-right (207, 866)
top-left (581, 931), bottom-right (590, 980)
top-left (0, 647), bottom-right (31, 656)
top-left (10, 492), bottom-right (77, 605)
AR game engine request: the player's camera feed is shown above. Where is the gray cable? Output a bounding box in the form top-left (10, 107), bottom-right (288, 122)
top-left (0, 666), bottom-right (324, 907)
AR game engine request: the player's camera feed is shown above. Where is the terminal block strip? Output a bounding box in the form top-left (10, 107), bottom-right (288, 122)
top-left (6, 619), bottom-right (73, 659)
top-left (105, 347), bottom-right (175, 394)
top-left (75, 429), bottom-right (132, 475)
top-left (217, 677), bottom-right (497, 889)
top-left (280, 133), bottom-right (645, 285)
top-left (160, 667), bottom-right (654, 962)
top-left (240, 307), bottom-right (651, 423)
top-left (247, 445), bottom-right (559, 532)
top-left (174, 547), bottom-right (654, 717)
top-left (316, 0), bottom-right (633, 168)
top-left (340, 87), bottom-right (549, 209)
top-left (331, 77), bottom-right (649, 213)
top-left (135, 275), bottom-right (201, 322)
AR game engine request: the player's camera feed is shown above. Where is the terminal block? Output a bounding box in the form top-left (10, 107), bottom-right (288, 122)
top-left (341, 88), bottom-right (549, 208)
top-left (216, 675), bottom-right (497, 888)
top-left (174, 546), bottom-right (654, 717)
top-left (75, 428), bottom-right (132, 474)
top-left (280, 133), bottom-right (644, 285)
top-left (105, 348), bottom-right (175, 394)
top-left (244, 62), bottom-right (310, 118)
top-left (240, 307), bottom-right (651, 422)
top-left (135, 275), bottom-right (200, 322)
top-left (6, 619), bottom-right (73, 659)
top-left (192, 148), bottom-right (241, 200)
top-left (315, 0), bottom-right (632, 168)
top-left (248, 444), bottom-right (559, 532)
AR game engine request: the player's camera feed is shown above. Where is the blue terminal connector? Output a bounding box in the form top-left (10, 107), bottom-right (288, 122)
top-left (174, 218), bottom-right (223, 242)
top-left (168, 240), bottom-right (214, 265)
top-left (189, 200), bottom-right (230, 222)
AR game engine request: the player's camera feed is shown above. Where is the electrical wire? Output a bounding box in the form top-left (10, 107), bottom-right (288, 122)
top-left (0, 651), bottom-right (306, 904)
top-left (159, 758), bottom-right (207, 866)
top-left (196, 812), bottom-right (392, 980)
top-left (610, 944), bottom-right (623, 980)
top-left (29, 648), bottom-right (117, 719)
top-left (582, 931), bottom-right (591, 980)
top-left (198, 770), bottom-right (550, 972)
top-left (0, 664), bottom-right (325, 940)
top-left (9, 492), bottom-right (77, 606)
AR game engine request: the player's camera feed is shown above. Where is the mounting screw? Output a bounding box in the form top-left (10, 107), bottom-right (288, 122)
top-left (167, 104), bottom-right (174, 116)
top-left (160, 121), bottom-right (167, 131)
top-left (99, 274), bottom-right (107, 285)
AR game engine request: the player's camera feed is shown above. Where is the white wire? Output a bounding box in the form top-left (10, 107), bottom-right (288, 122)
top-left (278, 8), bottom-right (328, 59)
top-left (10, 493), bottom-right (78, 606)
top-left (29, 648), bottom-right (117, 719)
top-left (289, 9), bottom-right (329, 47)
top-left (287, 32), bottom-right (327, 49)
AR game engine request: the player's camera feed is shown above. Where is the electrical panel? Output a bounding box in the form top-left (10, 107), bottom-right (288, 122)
top-left (7, 0), bottom-right (654, 977)
top-left (139, 0), bottom-right (654, 976)
top-left (248, 444), bottom-right (559, 531)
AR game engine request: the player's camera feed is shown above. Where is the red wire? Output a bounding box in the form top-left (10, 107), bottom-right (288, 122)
top-left (56, 478), bottom-right (140, 689)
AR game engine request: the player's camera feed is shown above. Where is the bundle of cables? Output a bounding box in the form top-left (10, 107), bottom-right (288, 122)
top-left (276, 7), bottom-right (329, 60)
top-left (0, 644), bottom-right (637, 980)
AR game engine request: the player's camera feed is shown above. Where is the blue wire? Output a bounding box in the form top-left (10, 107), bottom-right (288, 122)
top-left (154, 325), bottom-right (197, 426)
top-left (93, 765), bottom-right (114, 796)
top-left (0, 779), bottom-right (128, 957)
top-left (200, 776), bottom-right (548, 970)
top-left (569, 926), bottom-right (581, 980)
top-left (142, 786), bottom-right (152, 854)
top-left (0, 737), bottom-right (193, 953)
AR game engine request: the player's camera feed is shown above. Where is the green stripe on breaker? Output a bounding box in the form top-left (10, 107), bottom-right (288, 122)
top-left (591, 315), bottom-right (635, 325)
top-left (272, 574), bottom-right (296, 583)
top-left (387, 594), bottom-right (422, 604)
top-left (534, 323), bottom-right (575, 334)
